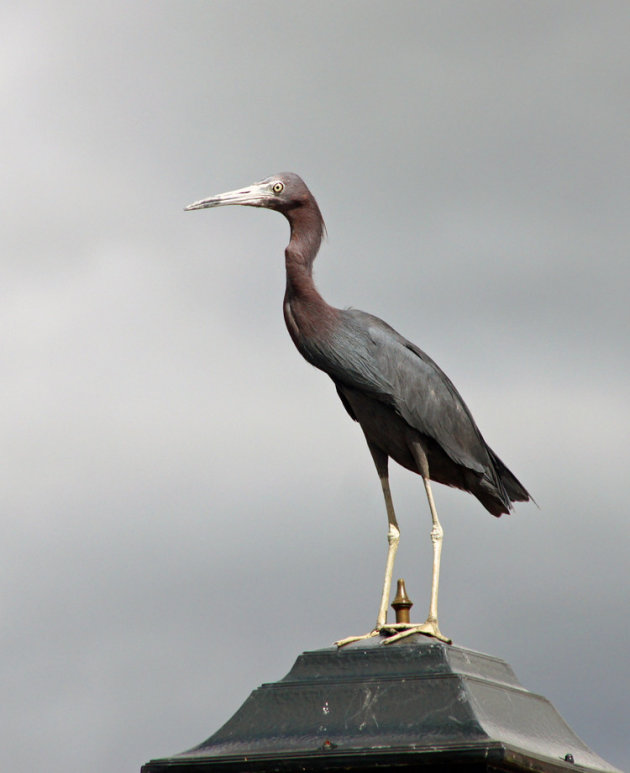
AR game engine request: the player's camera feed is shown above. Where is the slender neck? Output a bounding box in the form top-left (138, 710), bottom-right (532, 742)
top-left (283, 202), bottom-right (325, 300)
top-left (282, 201), bottom-right (336, 345)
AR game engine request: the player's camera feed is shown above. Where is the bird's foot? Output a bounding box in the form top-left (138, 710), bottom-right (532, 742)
top-left (335, 620), bottom-right (451, 647)
top-left (380, 620), bottom-right (452, 645)
top-left (334, 629), bottom-right (381, 647)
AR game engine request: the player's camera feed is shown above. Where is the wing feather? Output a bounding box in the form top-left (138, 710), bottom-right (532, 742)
top-left (303, 309), bottom-right (492, 474)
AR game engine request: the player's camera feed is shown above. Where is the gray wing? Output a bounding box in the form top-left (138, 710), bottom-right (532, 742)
top-left (305, 309), bottom-right (492, 474)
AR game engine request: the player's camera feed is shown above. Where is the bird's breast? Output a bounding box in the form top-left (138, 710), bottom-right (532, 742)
top-left (283, 297), bottom-right (339, 362)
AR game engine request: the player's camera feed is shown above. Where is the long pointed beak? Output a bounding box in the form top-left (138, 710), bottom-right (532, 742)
top-left (184, 182), bottom-right (270, 211)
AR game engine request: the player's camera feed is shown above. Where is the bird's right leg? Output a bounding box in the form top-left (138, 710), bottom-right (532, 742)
top-left (335, 445), bottom-right (400, 647)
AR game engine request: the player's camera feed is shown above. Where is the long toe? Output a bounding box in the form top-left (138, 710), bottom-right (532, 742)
top-left (334, 629), bottom-right (381, 647)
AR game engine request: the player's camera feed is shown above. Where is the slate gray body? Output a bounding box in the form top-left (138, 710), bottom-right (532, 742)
top-left (297, 305), bottom-right (529, 516)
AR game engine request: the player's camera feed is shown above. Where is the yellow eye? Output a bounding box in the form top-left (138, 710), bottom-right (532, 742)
top-left (272, 182), bottom-right (284, 194)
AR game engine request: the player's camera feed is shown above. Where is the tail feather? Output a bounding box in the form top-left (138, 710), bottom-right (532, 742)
top-left (472, 448), bottom-right (532, 517)
top-left (490, 450), bottom-right (531, 503)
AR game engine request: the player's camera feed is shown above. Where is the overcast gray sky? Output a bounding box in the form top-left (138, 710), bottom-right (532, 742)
top-left (2, 2), bottom-right (629, 771)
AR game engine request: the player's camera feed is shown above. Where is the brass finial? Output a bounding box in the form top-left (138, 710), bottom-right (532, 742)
top-left (391, 578), bottom-right (413, 624)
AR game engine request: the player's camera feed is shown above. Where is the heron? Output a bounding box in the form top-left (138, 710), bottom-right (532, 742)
top-left (185, 172), bottom-right (531, 645)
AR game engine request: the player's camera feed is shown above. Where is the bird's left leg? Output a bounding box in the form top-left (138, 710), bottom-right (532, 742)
top-left (383, 440), bottom-right (451, 645)
top-left (335, 444), bottom-right (400, 647)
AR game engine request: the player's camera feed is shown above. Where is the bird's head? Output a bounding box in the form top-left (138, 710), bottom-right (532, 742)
top-left (184, 172), bottom-right (312, 214)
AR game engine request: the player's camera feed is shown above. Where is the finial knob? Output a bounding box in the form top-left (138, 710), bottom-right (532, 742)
top-left (391, 578), bottom-right (413, 624)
